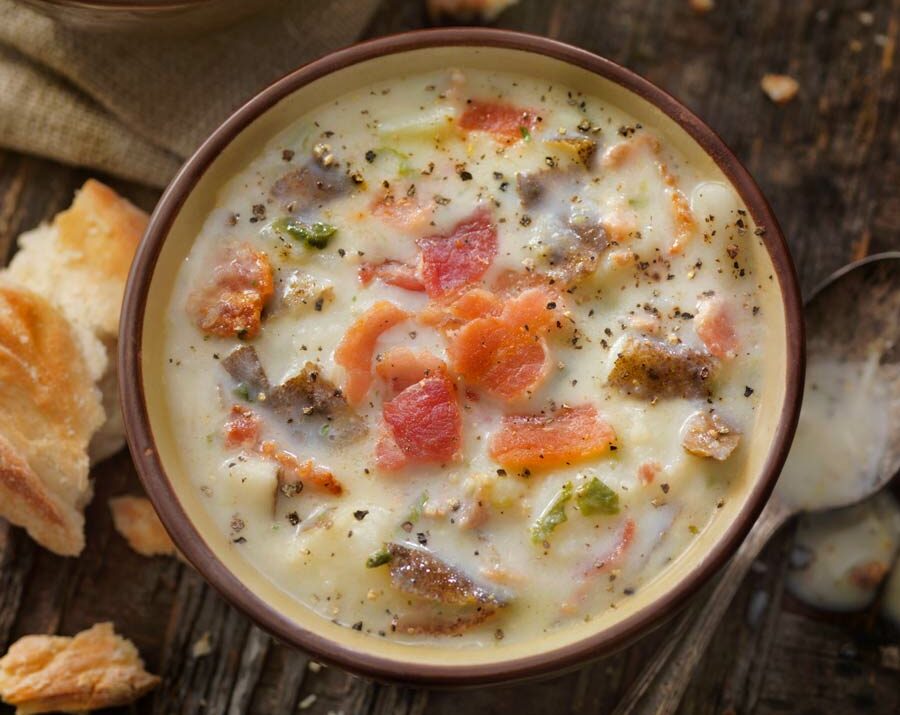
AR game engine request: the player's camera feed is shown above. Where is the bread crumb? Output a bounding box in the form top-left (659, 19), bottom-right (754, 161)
top-left (307, 661), bottom-right (322, 673)
top-left (689, 0), bottom-right (714, 13)
top-left (191, 632), bottom-right (212, 658)
top-left (760, 74), bottom-right (799, 104)
top-left (0, 623), bottom-right (159, 713)
top-left (299, 693), bottom-right (318, 709)
top-left (109, 496), bottom-right (176, 558)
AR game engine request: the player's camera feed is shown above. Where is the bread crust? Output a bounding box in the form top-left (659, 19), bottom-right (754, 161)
top-left (0, 286), bottom-right (104, 556)
top-left (0, 623), bottom-right (159, 714)
top-left (8, 179), bottom-right (147, 339)
top-left (6, 179), bottom-right (148, 465)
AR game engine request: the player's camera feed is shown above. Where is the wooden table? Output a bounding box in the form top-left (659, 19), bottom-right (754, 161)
top-left (1, 1), bottom-right (898, 712)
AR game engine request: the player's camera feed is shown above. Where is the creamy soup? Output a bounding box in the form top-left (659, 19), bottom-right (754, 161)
top-left (787, 492), bottom-right (900, 612)
top-left (162, 68), bottom-right (776, 645)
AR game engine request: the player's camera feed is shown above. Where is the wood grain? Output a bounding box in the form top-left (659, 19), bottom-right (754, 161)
top-left (0, 1), bottom-right (898, 713)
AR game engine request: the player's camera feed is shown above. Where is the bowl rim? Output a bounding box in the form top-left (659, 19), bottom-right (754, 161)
top-left (120, 27), bottom-right (805, 686)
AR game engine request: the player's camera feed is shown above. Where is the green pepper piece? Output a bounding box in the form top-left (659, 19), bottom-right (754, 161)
top-left (365, 546), bottom-right (392, 568)
top-left (272, 217), bottom-right (337, 249)
top-left (530, 482), bottom-right (573, 544)
top-left (232, 383), bottom-right (252, 402)
top-left (576, 477), bottom-right (620, 516)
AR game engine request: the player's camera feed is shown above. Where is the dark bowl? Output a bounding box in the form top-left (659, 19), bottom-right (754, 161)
top-left (120, 28), bottom-right (805, 686)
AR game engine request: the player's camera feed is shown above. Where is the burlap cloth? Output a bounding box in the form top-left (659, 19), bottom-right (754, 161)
top-left (0, 0), bottom-right (381, 187)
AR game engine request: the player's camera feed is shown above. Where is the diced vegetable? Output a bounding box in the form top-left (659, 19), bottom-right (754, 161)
top-left (271, 218), bottom-right (337, 249)
top-left (576, 477), bottom-right (620, 516)
top-left (531, 482), bottom-right (573, 544)
top-left (366, 546), bottom-right (392, 568)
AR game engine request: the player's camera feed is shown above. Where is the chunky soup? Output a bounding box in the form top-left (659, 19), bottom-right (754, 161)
top-left (163, 68), bottom-right (776, 646)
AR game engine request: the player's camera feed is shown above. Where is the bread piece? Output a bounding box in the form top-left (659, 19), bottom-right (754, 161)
top-left (0, 286), bottom-right (105, 556)
top-left (7, 180), bottom-right (145, 456)
top-left (7, 180), bottom-right (147, 463)
top-left (0, 623), bottom-right (159, 714)
top-left (109, 496), bottom-right (175, 557)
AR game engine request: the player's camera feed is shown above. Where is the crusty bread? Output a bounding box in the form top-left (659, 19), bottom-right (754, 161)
top-left (109, 496), bottom-right (175, 558)
top-left (0, 623), bottom-right (159, 714)
top-left (0, 286), bottom-right (105, 556)
top-left (7, 180), bottom-right (147, 463)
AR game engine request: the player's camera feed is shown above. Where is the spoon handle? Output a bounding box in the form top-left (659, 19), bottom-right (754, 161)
top-left (612, 496), bottom-right (793, 715)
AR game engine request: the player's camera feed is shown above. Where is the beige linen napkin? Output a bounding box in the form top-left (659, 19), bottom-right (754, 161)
top-left (0, 0), bottom-right (381, 187)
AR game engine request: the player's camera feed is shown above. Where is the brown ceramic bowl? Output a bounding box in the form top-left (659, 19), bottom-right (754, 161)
top-left (16, 0), bottom-right (271, 33)
top-left (120, 28), bottom-right (804, 686)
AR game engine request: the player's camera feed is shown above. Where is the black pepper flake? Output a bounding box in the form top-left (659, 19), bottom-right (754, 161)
top-left (496, 468), bottom-right (507, 476)
top-left (416, 532), bottom-right (428, 545)
top-left (232, 536), bottom-right (247, 544)
top-left (338, 248), bottom-right (346, 257)
top-left (282, 149), bottom-right (295, 162)
top-left (520, 215), bottom-right (532, 227)
top-left (314, 297), bottom-right (324, 312)
top-left (252, 204), bottom-right (266, 220)
top-left (459, 170), bottom-right (473, 181)
top-left (660, 483), bottom-right (670, 494)
top-left (744, 386), bottom-right (754, 397)
top-left (365, 149), bottom-right (376, 163)
top-left (353, 510), bottom-right (369, 521)
top-left (287, 511), bottom-right (300, 526)
top-left (494, 628), bottom-right (505, 641)
top-left (352, 621), bottom-right (363, 631)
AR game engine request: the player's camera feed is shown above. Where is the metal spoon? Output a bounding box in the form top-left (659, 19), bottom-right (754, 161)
top-left (613, 253), bottom-right (900, 715)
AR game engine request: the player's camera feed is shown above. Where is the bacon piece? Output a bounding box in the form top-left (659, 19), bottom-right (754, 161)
top-left (377, 374), bottom-right (462, 471)
top-left (418, 287), bottom-right (503, 333)
top-left (680, 411), bottom-right (741, 461)
top-left (562, 518), bottom-right (637, 613)
top-left (607, 336), bottom-right (717, 400)
top-left (375, 347), bottom-right (446, 394)
top-left (334, 301), bottom-right (409, 404)
top-left (359, 260), bottom-right (425, 292)
top-left (637, 460), bottom-right (661, 486)
top-left (601, 132), bottom-right (696, 253)
top-left (223, 404), bottom-right (262, 449)
top-left (416, 209), bottom-right (498, 298)
top-left (489, 405), bottom-right (616, 470)
top-left (446, 288), bottom-right (562, 401)
top-left (694, 296), bottom-right (739, 359)
top-left (458, 100), bottom-right (538, 141)
top-left (187, 244), bottom-right (274, 339)
top-left (371, 195), bottom-right (431, 232)
top-left (260, 440), bottom-right (342, 496)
